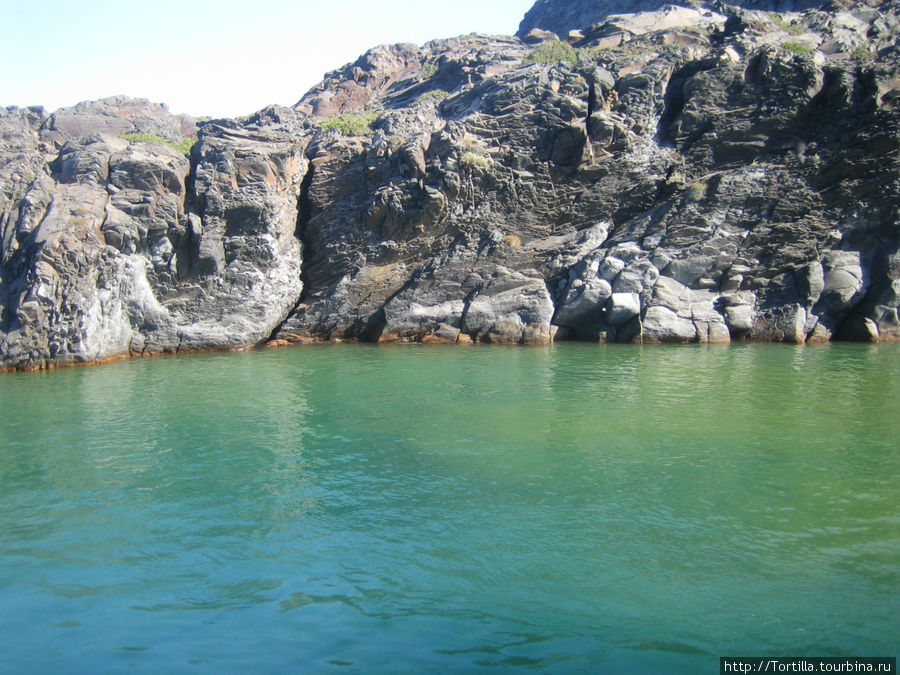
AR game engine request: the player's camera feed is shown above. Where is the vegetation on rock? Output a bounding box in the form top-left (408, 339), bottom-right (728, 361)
top-left (320, 111), bottom-right (380, 136)
top-left (772, 15), bottom-right (806, 34)
top-left (417, 89), bottom-right (450, 103)
top-left (419, 61), bottom-right (439, 79)
top-left (781, 41), bottom-right (814, 53)
top-left (117, 132), bottom-right (195, 156)
top-left (851, 45), bottom-right (876, 61)
top-left (459, 151), bottom-right (492, 170)
top-left (523, 40), bottom-right (579, 65)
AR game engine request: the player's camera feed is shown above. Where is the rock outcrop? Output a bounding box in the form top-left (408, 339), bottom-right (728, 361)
top-left (1, 0), bottom-right (898, 369)
top-left (517, 0), bottom-right (833, 40)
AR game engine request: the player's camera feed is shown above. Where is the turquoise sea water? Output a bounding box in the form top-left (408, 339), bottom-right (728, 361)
top-left (0, 343), bottom-right (897, 672)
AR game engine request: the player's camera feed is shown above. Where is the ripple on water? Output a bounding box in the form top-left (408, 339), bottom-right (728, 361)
top-left (0, 343), bottom-right (897, 670)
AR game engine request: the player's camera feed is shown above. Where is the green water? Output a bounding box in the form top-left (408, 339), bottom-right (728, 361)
top-left (0, 343), bottom-right (896, 672)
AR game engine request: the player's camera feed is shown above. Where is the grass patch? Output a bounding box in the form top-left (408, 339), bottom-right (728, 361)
top-left (502, 234), bottom-right (522, 249)
top-left (459, 151), bottom-right (491, 170)
top-left (782, 41), bottom-right (813, 53)
top-left (320, 111), bottom-right (380, 136)
top-left (117, 133), bottom-right (195, 156)
top-left (772, 15), bottom-right (805, 35)
top-left (523, 40), bottom-right (578, 66)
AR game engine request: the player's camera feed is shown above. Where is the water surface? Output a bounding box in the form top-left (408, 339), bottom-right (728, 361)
top-left (0, 343), bottom-right (897, 671)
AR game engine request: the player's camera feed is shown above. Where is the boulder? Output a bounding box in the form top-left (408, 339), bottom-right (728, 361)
top-left (642, 306), bottom-right (697, 342)
top-left (607, 292), bottom-right (641, 327)
top-left (462, 272), bottom-right (555, 344)
top-left (725, 305), bottom-right (754, 335)
top-left (820, 251), bottom-right (866, 313)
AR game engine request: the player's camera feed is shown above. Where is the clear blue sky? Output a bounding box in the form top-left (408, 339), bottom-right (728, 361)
top-left (1, 0), bottom-right (536, 118)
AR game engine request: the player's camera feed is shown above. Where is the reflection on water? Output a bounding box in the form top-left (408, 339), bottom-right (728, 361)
top-left (0, 343), bottom-right (897, 671)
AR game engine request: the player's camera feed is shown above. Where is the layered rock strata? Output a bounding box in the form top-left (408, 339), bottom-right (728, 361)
top-left (1, 0), bottom-right (898, 369)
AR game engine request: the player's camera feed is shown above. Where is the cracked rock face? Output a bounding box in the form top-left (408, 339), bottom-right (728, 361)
top-left (1, 0), bottom-right (899, 369)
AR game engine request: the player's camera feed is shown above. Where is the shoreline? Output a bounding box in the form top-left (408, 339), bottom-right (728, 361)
top-left (2, 332), bottom-right (895, 375)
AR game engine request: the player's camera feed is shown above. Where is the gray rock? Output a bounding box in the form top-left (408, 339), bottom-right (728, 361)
top-left (798, 262), bottom-right (825, 306)
top-left (523, 28), bottom-right (559, 44)
top-left (380, 267), bottom-right (470, 340)
top-left (690, 291), bottom-right (730, 343)
top-left (599, 257), bottom-right (625, 282)
top-left (555, 277), bottom-right (612, 328)
top-left (614, 259), bottom-right (660, 295)
top-left (725, 305), bottom-right (754, 336)
top-left (1, 100), bottom-right (303, 368)
top-left (651, 276), bottom-right (692, 317)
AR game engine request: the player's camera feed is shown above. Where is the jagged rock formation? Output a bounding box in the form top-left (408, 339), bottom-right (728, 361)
top-left (1, 0), bottom-right (898, 369)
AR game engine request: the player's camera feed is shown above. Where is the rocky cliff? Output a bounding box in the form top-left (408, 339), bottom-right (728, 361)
top-left (1, 0), bottom-right (898, 369)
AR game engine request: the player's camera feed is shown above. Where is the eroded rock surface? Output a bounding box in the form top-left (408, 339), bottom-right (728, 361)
top-left (1, 0), bottom-right (898, 368)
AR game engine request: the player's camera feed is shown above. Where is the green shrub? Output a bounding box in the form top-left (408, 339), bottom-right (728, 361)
top-left (523, 40), bottom-right (578, 65)
top-left (419, 61), bottom-right (439, 79)
top-left (685, 182), bottom-right (707, 202)
top-left (782, 41), bottom-right (813, 53)
top-left (117, 132), bottom-right (195, 156)
top-left (417, 89), bottom-right (449, 104)
top-left (170, 138), bottom-right (196, 155)
top-left (320, 111), bottom-right (380, 136)
top-left (851, 45), bottom-right (875, 61)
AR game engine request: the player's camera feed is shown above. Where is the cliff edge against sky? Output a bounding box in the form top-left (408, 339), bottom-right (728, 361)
top-left (1, 0), bottom-right (898, 369)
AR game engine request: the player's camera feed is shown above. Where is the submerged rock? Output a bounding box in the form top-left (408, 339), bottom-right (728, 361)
top-left (1, 0), bottom-right (899, 369)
